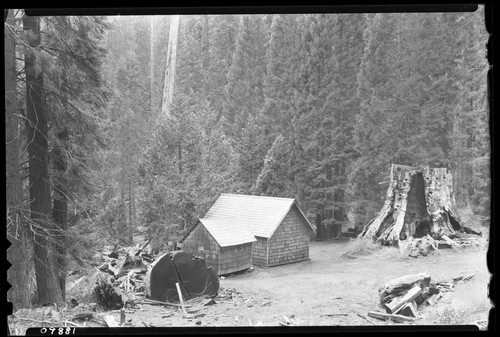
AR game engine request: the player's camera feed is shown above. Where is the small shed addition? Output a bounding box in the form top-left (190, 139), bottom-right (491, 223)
top-left (204, 194), bottom-right (316, 267)
top-left (180, 217), bottom-right (256, 276)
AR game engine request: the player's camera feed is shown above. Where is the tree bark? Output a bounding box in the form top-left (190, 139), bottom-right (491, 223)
top-left (53, 129), bottom-right (69, 301)
top-left (161, 15), bottom-right (180, 117)
top-left (24, 14), bottom-right (63, 304)
top-left (150, 16), bottom-right (155, 114)
top-left (6, 9), bottom-right (31, 311)
top-left (359, 164), bottom-right (466, 246)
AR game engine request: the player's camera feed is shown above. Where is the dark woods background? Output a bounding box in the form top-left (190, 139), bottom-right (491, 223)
top-left (5, 6), bottom-right (491, 309)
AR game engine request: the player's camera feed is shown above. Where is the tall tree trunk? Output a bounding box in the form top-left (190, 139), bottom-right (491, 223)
top-left (128, 179), bottom-right (135, 242)
top-left (150, 16), bottom-right (155, 114)
top-left (53, 129), bottom-right (69, 301)
top-left (24, 14), bottom-right (63, 304)
top-left (161, 15), bottom-right (180, 117)
top-left (6, 9), bottom-right (31, 311)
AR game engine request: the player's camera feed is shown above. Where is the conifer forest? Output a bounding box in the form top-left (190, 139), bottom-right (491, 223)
top-left (5, 7), bottom-right (491, 327)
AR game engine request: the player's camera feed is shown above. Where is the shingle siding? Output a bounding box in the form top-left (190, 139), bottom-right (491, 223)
top-left (219, 243), bottom-right (253, 274)
top-left (251, 237), bottom-right (268, 266)
top-left (181, 224), bottom-right (220, 272)
top-left (182, 223), bottom-right (253, 275)
top-left (267, 206), bottom-right (310, 266)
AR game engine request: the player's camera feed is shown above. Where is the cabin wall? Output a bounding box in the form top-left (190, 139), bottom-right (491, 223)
top-left (219, 243), bottom-right (253, 275)
top-left (181, 224), bottom-right (220, 274)
top-left (267, 206), bottom-right (310, 266)
top-left (251, 236), bottom-right (268, 266)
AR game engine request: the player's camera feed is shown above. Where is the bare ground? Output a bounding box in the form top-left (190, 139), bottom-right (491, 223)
top-left (124, 237), bottom-right (491, 329)
top-left (9, 210), bottom-right (492, 333)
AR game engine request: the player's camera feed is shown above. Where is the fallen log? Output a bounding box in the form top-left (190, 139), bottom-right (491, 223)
top-left (367, 311), bottom-right (417, 323)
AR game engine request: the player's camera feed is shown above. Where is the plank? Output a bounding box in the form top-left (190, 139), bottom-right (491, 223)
top-left (367, 311), bottom-right (417, 323)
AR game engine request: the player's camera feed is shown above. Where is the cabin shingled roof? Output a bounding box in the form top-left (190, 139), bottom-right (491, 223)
top-left (198, 218), bottom-right (257, 248)
top-left (203, 193), bottom-right (315, 238)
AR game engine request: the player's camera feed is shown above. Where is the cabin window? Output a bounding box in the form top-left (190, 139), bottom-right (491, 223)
top-left (198, 246), bottom-right (205, 252)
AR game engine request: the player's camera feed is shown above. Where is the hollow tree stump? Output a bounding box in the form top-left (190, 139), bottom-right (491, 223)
top-left (359, 164), bottom-right (467, 247)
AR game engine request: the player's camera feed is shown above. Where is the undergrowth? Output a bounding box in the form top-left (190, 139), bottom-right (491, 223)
top-left (342, 238), bottom-right (382, 257)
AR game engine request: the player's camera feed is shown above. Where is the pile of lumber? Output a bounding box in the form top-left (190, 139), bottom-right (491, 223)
top-left (368, 272), bottom-right (476, 323)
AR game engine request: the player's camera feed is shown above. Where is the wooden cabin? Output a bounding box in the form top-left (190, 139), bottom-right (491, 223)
top-left (203, 194), bottom-right (316, 267)
top-left (179, 217), bottom-right (256, 276)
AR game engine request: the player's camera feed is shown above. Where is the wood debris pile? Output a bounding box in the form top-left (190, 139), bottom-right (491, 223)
top-left (368, 272), bottom-right (476, 323)
top-left (406, 232), bottom-right (483, 258)
top-left (89, 240), bottom-right (155, 310)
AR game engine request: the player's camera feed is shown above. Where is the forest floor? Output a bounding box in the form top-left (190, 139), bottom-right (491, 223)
top-left (8, 209), bottom-right (492, 333)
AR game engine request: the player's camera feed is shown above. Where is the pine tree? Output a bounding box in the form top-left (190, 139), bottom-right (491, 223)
top-left (23, 13), bottom-right (63, 304)
top-left (6, 9), bottom-right (31, 310)
top-left (253, 134), bottom-right (295, 197)
top-left (223, 15), bottom-right (267, 138)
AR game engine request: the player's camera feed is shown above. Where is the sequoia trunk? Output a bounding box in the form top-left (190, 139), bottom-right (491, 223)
top-left (24, 14), bottom-right (63, 304)
top-left (359, 164), bottom-right (465, 246)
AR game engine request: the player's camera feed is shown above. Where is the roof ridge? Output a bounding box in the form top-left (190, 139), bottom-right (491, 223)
top-left (220, 193), bottom-right (295, 201)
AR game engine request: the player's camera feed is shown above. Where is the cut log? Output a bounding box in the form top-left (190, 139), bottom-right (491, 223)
top-left (379, 273), bottom-right (430, 305)
top-left (171, 252), bottom-right (219, 299)
top-left (367, 311), bottom-right (417, 323)
top-left (146, 251), bottom-right (219, 303)
top-left (384, 285), bottom-right (422, 314)
top-left (145, 252), bottom-right (185, 302)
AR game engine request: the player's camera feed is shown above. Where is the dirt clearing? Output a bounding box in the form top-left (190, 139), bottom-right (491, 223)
top-left (9, 234), bottom-right (491, 333)
top-left (90, 239), bottom-right (491, 329)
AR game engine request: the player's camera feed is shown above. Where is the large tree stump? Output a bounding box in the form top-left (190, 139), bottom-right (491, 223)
top-left (145, 251), bottom-right (219, 302)
top-left (359, 164), bottom-right (469, 246)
